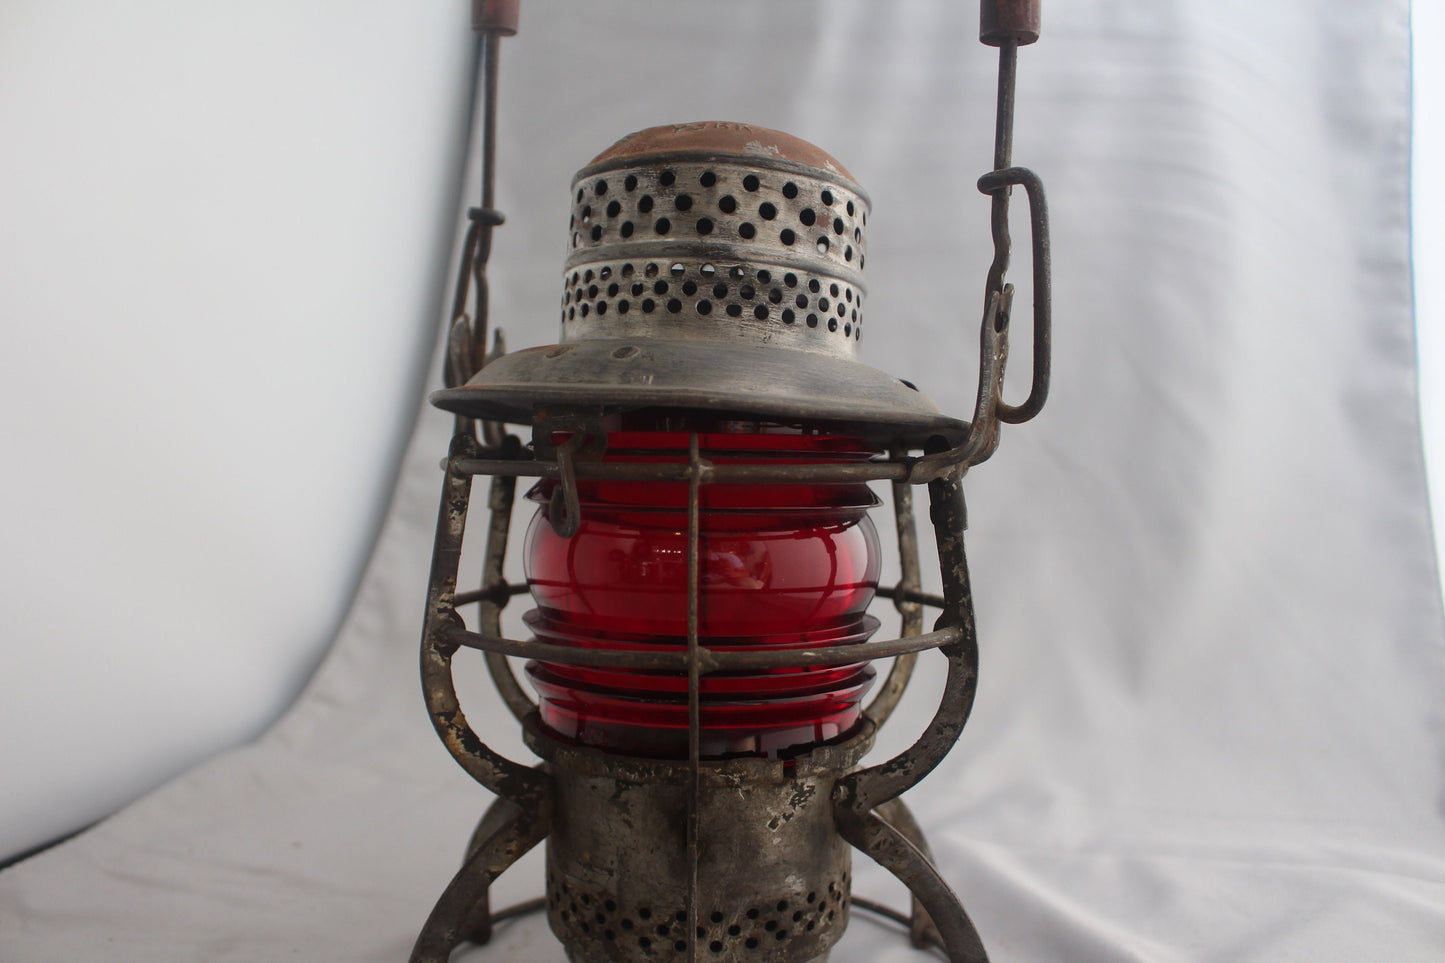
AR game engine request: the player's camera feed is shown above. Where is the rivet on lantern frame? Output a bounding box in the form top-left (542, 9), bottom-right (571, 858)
top-left (410, 2), bottom-right (1052, 962)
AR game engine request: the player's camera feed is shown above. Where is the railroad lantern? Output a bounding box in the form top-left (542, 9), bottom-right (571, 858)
top-left (410, 3), bottom-right (1050, 962)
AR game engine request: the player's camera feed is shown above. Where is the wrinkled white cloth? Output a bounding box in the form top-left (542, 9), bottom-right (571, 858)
top-left (4, 1), bottom-right (1442, 960)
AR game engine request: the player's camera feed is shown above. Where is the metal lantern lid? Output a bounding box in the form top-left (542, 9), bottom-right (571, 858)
top-left (430, 122), bottom-right (967, 446)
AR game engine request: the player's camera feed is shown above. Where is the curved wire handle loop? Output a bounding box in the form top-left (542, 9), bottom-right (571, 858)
top-left (979, 166), bottom-right (1050, 425)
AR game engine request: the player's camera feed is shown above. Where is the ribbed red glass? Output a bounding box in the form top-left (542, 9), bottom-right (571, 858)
top-left (523, 417), bottom-right (882, 758)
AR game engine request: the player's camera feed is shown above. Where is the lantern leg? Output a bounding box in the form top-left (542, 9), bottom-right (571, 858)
top-left (409, 796), bottom-right (551, 963)
top-left (838, 807), bottom-right (989, 963)
top-left (874, 797), bottom-right (946, 950)
top-left (451, 796), bottom-right (526, 944)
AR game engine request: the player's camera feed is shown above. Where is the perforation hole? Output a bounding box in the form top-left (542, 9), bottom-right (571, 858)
top-left (700, 171), bottom-right (717, 187)
top-left (674, 194), bottom-right (693, 211)
top-left (783, 181), bottom-right (799, 199)
top-left (654, 218), bottom-right (671, 235)
top-left (719, 195), bottom-right (737, 214)
top-left (697, 217), bottom-right (715, 235)
top-left (739, 222), bottom-right (756, 239)
top-left (606, 200), bottom-right (621, 218)
top-left (799, 208), bottom-right (816, 226)
top-left (638, 195), bottom-right (654, 213)
top-left (743, 174), bottom-right (760, 191)
top-left (624, 174), bottom-right (638, 191)
top-left (659, 170), bottom-right (676, 187)
top-left (759, 202), bottom-right (777, 220)
top-left (779, 228), bottom-right (795, 245)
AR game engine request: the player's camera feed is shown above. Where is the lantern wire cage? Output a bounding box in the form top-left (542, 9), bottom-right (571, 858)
top-left (411, 3), bottom-right (1051, 962)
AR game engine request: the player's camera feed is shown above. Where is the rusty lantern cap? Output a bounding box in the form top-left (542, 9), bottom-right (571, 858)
top-left (431, 122), bottom-right (965, 446)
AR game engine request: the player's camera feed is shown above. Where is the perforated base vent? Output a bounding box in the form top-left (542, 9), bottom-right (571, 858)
top-left (547, 870), bottom-right (851, 962)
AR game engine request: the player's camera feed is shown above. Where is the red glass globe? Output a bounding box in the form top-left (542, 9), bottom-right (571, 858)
top-left (523, 416), bottom-right (883, 758)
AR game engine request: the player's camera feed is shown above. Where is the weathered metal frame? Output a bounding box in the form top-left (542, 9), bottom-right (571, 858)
top-left (413, 425), bottom-right (993, 963)
top-left (411, 3), bottom-right (1051, 961)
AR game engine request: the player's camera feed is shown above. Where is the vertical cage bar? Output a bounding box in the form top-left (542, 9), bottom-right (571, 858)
top-left (866, 450), bottom-right (925, 726)
top-left (685, 434), bottom-right (703, 963)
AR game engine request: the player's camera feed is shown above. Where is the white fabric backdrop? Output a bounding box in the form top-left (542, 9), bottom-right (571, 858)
top-left (0, 0), bottom-right (476, 861)
top-left (4, 1), bottom-right (1444, 960)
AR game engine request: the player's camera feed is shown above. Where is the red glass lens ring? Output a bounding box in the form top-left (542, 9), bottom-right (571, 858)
top-left (523, 424), bottom-right (883, 759)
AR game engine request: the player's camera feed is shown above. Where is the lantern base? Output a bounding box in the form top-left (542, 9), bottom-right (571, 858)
top-left (409, 716), bottom-right (990, 962)
top-left (528, 718), bottom-right (874, 962)
top-left (544, 764), bottom-right (852, 962)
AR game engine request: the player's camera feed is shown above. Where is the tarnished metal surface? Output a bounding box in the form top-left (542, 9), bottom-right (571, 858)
top-left (545, 765), bottom-right (851, 963)
top-left (835, 807), bottom-right (986, 963)
top-left (420, 433), bottom-right (550, 804)
top-left (834, 469), bottom-right (979, 817)
top-left (864, 452), bottom-right (926, 727)
top-left (445, 620), bottom-right (960, 673)
top-left (586, 122), bottom-right (859, 181)
top-left (471, 0), bottom-right (519, 35)
top-left (409, 793), bottom-right (551, 963)
top-left (430, 122), bottom-right (972, 449)
top-left (980, 0), bottom-right (1041, 46)
top-left (526, 721), bottom-right (871, 963)
top-left (875, 798), bottom-right (945, 950)
top-left (414, 4), bottom-right (1056, 961)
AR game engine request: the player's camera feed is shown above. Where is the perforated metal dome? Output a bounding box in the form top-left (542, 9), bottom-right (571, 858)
top-left (431, 122), bottom-right (966, 446)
